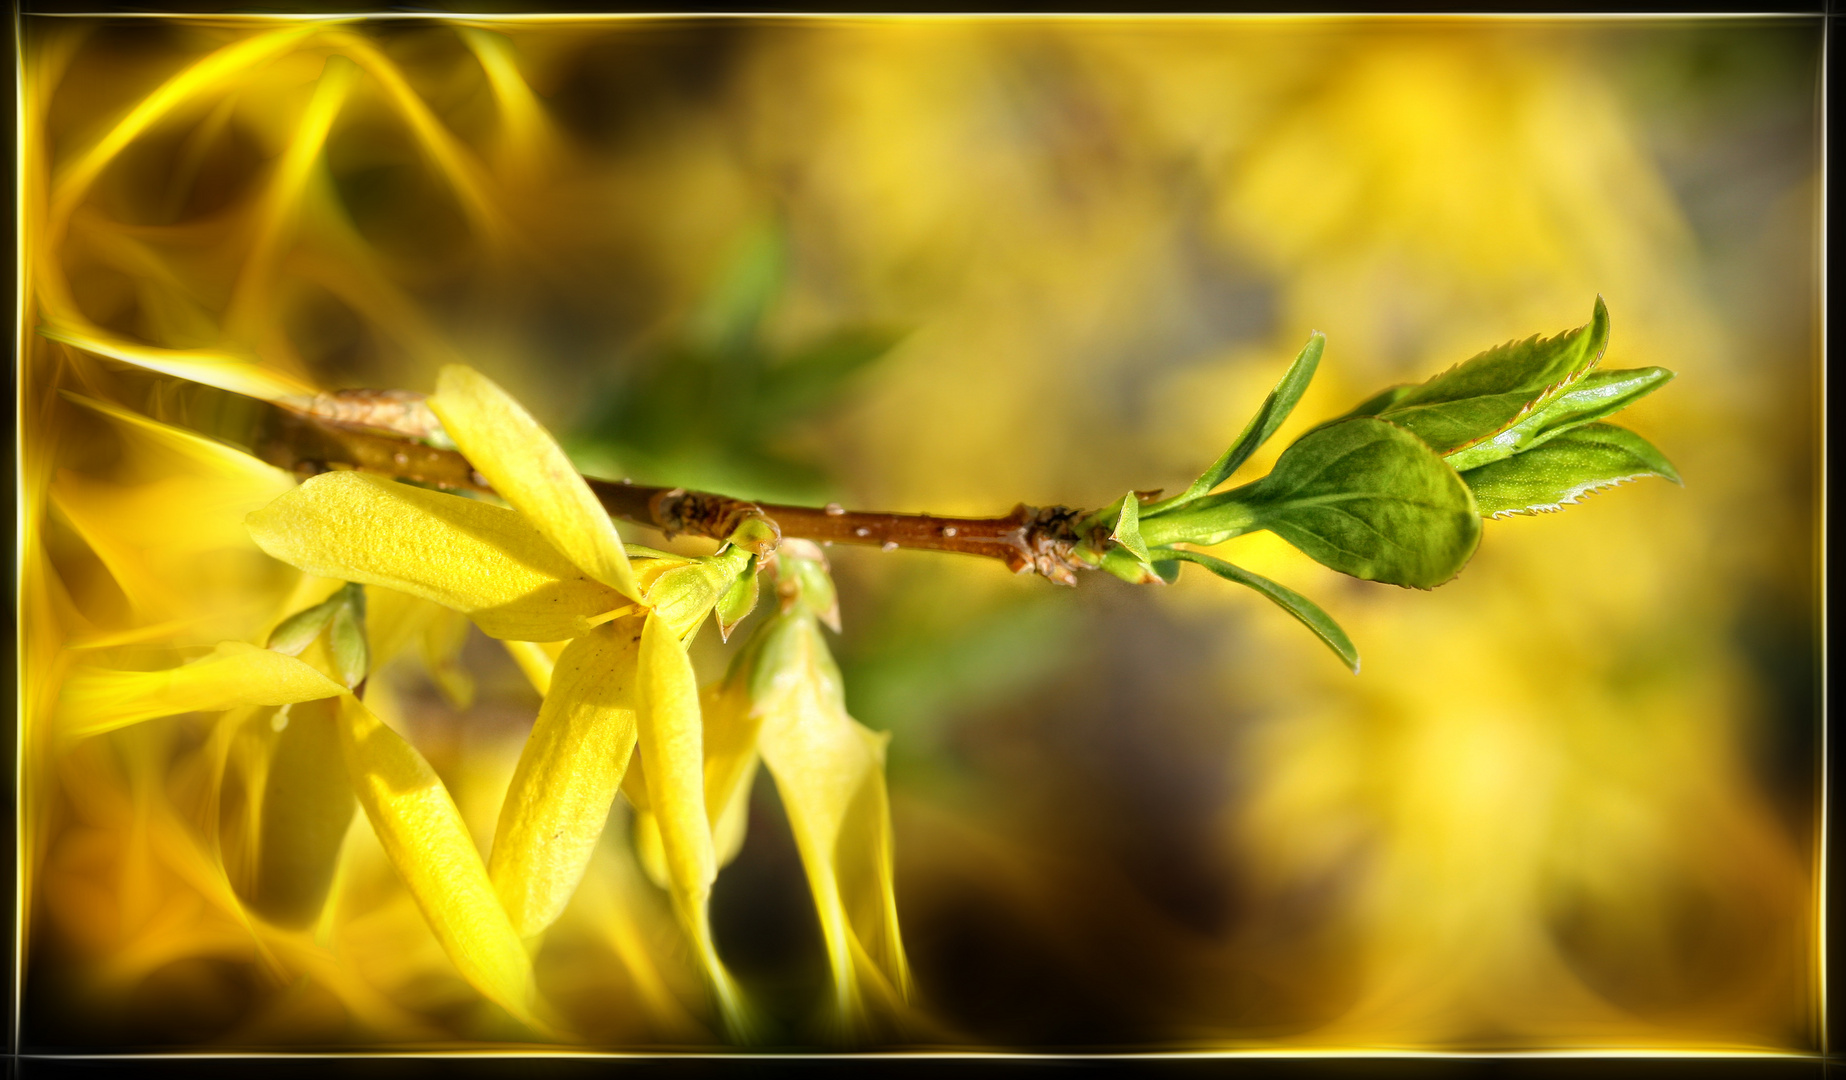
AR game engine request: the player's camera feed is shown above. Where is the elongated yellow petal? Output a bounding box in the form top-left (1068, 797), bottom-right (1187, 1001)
top-left (49, 24), bottom-right (318, 220)
top-left (490, 619), bottom-right (642, 937)
top-left (57, 642), bottom-right (345, 739)
top-left (502, 638), bottom-right (570, 696)
top-left (756, 617), bottom-right (913, 1024)
top-left (430, 365), bottom-right (638, 600)
top-left (250, 697), bottom-right (355, 927)
top-left (61, 392), bottom-right (297, 495)
top-left (363, 586), bottom-right (437, 670)
top-left (247, 471), bottom-right (626, 641)
top-left (700, 682), bottom-right (763, 869)
top-left (636, 611), bottom-right (748, 1035)
top-left (621, 754), bottom-right (670, 889)
top-left (44, 325), bottom-right (319, 401)
top-left (419, 603), bottom-right (477, 708)
top-left (637, 613), bottom-right (713, 897)
top-left (335, 693), bottom-right (544, 1030)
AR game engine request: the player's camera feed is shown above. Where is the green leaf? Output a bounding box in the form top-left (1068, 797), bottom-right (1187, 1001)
top-left (1150, 332), bottom-right (1324, 512)
top-left (267, 596), bottom-right (340, 656)
top-left (760, 327), bottom-right (906, 422)
top-left (691, 220), bottom-right (787, 358)
top-left (1374, 297), bottom-right (1609, 456)
top-left (1334, 382), bottom-right (1414, 421)
top-left (1147, 418), bottom-right (1482, 589)
top-left (1165, 548), bottom-right (1359, 673)
top-left (1111, 491), bottom-right (1151, 565)
top-left (715, 555), bottom-right (760, 643)
top-left (1443, 366), bottom-right (1674, 473)
top-left (1460, 422), bottom-right (1681, 518)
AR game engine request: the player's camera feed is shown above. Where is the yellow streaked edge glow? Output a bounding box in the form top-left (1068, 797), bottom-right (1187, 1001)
top-left (15, 12), bottom-right (1820, 1055)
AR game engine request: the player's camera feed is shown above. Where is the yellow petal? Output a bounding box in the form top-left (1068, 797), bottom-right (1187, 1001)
top-left (490, 619), bottom-right (641, 938)
top-left (61, 392), bottom-right (296, 495)
top-left (335, 693), bottom-right (544, 1030)
top-left (249, 697), bottom-right (356, 927)
top-left (57, 641), bottom-right (346, 739)
top-left (502, 638), bottom-right (570, 696)
top-left (429, 366), bottom-right (638, 600)
top-left (636, 611), bottom-right (748, 1035)
top-left (756, 617), bottom-right (913, 1024)
top-left (419, 603), bottom-right (477, 709)
top-left (363, 586), bottom-right (437, 670)
top-left (621, 754), bottom-right (670, 889)
top-left (700, 681), bottom-right (763, 870)
top-left (247, 470), bottom-right (626, 641)
top-left (44, 325), bottom-right (319, 401)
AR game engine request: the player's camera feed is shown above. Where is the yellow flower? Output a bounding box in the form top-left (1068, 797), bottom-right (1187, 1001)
top-left (36, 371), bottom-right (548, 1032)
top-left (700, 541), bottom-right (914, 1033)
top-left (245, 365), bottom-right (751, 1034)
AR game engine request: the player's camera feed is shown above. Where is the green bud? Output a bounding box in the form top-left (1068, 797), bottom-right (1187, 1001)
top-left (774, 540), bottom-right (839, 631)
top-left (329, 588), bottom-right (370, 690)
top-left (267, 597), bottom-right (340, 656)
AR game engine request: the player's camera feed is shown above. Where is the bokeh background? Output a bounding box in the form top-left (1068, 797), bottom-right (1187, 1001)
top-left (17, 15), bottom-right (1823, 1051)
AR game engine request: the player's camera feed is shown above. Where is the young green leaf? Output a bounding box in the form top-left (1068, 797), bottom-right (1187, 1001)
top-left (1460, 422), bottom-right (1681, 518)
top-left (1147, 418), bottom-right (1482, 589)
top-left (1111, 491), bottom-right (1152, 566)
top-left (1442, 366), bottom-right (1675, 472)
top-left (1150, 332), bottom-right (1324, 512)
top-left (1373, 297), bottom-right (1609, 456)
top-left (1165, 548), bottom-right (1359, 673)
top-left (761, 328), bottom-right (907, 423)
top-left (1332, 382), bottom-right (1414, 422)
top-left (692, 220), bottom-right (787, 359)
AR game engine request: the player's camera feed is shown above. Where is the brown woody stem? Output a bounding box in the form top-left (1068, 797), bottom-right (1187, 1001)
top-left (254, 397), bottom-right (1094, 585)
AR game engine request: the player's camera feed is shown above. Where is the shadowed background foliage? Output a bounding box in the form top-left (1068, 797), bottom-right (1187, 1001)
top-left (18, 15), bottom-right (1821, 1051)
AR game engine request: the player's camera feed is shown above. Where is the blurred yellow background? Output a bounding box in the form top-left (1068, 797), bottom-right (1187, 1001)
top-left (18, 15), bottom-right (1822, 1050)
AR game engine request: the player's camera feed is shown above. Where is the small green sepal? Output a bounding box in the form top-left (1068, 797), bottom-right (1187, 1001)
top-left (267, 597), bottom-right (340, 656)
top-left (1112, 492), bottom-right (1152, 566)
top-left (715, 555), bottom-right (761, 642)
top-left (1098, 544), bottom-right (1164, 585)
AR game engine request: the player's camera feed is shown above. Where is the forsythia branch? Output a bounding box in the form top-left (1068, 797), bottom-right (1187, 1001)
top-left (256, 391), bottom-right (1097, 583)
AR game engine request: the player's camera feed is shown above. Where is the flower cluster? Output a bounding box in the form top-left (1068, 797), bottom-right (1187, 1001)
top-left (55, 365), bottom-right (913, 1040)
